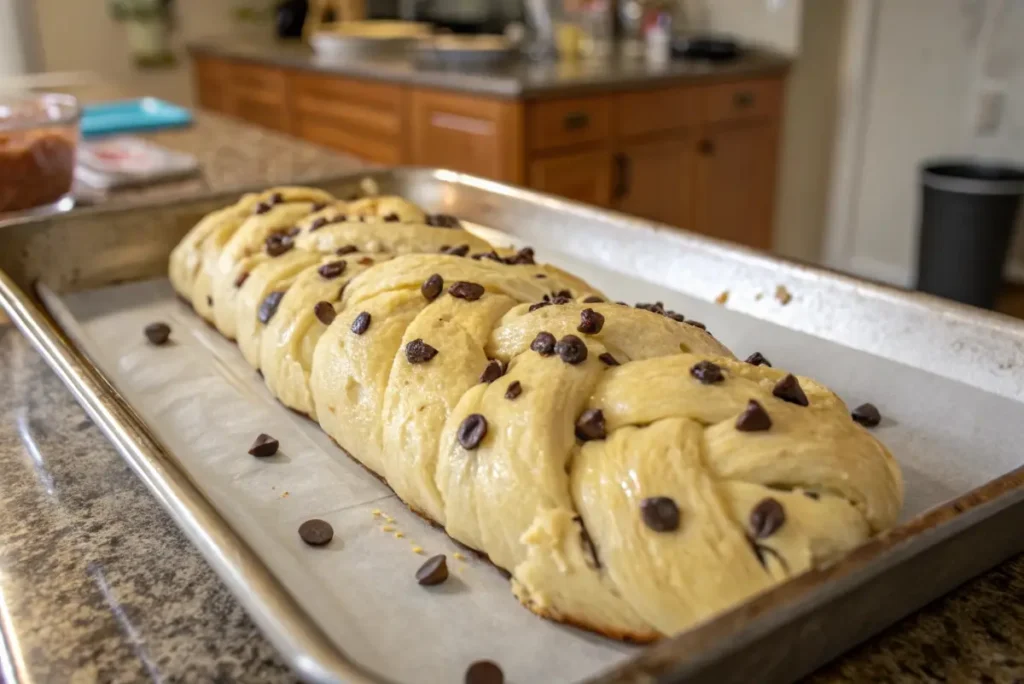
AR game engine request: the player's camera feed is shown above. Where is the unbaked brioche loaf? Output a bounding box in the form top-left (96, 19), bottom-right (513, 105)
top-left (169, 185), bottom-right (904, 641)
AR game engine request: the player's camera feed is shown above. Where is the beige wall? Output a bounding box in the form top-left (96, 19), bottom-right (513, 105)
top-left (681, 0), bottom-right (803, 54)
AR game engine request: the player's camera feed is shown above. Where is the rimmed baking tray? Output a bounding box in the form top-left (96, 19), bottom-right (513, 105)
top-left (1, 168), bottom-right (1023, 684)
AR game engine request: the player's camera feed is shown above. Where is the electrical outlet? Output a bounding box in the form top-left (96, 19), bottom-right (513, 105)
top-left (975, 88), bottom-right (1006, 136)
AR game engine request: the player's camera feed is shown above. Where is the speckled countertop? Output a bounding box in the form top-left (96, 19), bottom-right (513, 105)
top-left (1, 103), bottom-right (1023, 684)
top-left (187, 36), bottom-right (790, 99)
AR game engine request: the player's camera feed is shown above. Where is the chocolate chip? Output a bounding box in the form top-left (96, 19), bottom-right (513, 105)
top-left (750, 498), bottom-right (786, 538)
top-left (635, 301), bottom-right (665, 315)
top-left (335, 245), bottom-right (358, 256)
top-left (248, 433), bottom-right (279, 457)
top-left (351, 311), bottom-right (371, 335)
top-left (357, 256), bottom-right (374, 266)
top-left (287, 226), bottom-right (302, 237)
top-left (465, 661), bottom-right (503, 684)
top-left (534, 273), bottom-right (547, 279)
top-left (577, 308), bottom-right (605, 335)
top-left (309, 216), bottom-right (329, 232)
top-left (736, 399), bottom-right (772, 432)
top-left (528, 302), bottom-right (550, 312)
top-left (690, 360), bottom-right (724, 384)
top-left (575, 409), bottom-right (606, 441)
top-left (442, 244), bottom-right (470, 257)
top-left (406, 338), bottom-right (438, 363)
top-left (745, 352), bottom-right (772, 367)
top-left (258, 291), bottom-right (285, 324)
top-left (311, 202), bottom-right (327, 212)
top-left (265, 233), bottom-right (293, 257)
top-left (144, 322), bottom-right (171, 345)
top-left (427, 214), bottom-right (461, 229)
top-left (269, 192), bottom-right (283, 204)
top-left (254, 201), bottom-right (273, 215)
top-left (583, 295), bottom-right (604, 303)
top-left (457, 414), bottom-right (487, 449)
top-left (665, 311), bottom-right (686, 322)
top-left (773, 374), bottom-right (809, 406)
top-left (479, 360), bottom-right (504, 384)
top-left (318, 260), bottom-right (347, 279)
top-left (640, 497), bottom-right (680, 532)
top-left (509, 247), bottom-right (535, 265)
top-left (449, 281), bottom-right (485, 301)
top-left (555, 335), bottom-right (588, 365)
top-left (598, 352), bottom-right (619, 366)
top-left (421, 274), bottom-right (444, 301)
top-left (686, 320), bottom-right (706, 331)
top-left (531, 332), bottom-right (556, 356)
top-left (314, 301), bottom-right (336, 325)
top-left (415, 555), bottom-right (449, 585)
top-left (852, 402), bottom-right (881, 428)
top-left (804, 491), bottom-right (820, 500)
top-left (383, 212), bottom-right (400, 222)
top-left (206, 296), bottom-right (213, 307)
top-left (298, 519), bottom-right (333, 546)
top-left (234, 272), bottom-right (250, 288)
top-left (504, 380), bottom-right (522, 400)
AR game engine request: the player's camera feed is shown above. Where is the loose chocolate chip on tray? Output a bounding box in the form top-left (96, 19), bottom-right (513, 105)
top-left (640, 497), bottom-right (680, 533)
top-left (442, 244), bottom-right (470, 257)
top-left (144, 322), bottom-right (171, 345)
top-left (598, 352), bottom-right (619, 366)
top-left (415, 555), bottom-right (449, 586)
top-left (575, 409), bottom-right (606, 441)
top-left (745, 352), bottom-right (772, 367)
top-left (248, 433), bottom-right (279, 457)
top-left (690, 360), bottom-right (724, 384)
top-left (309, 216), bottom-right (329, 232)
top-left (351, 311), bottom-right (371, 335)
top-left (851, 402), bottom-right (882, 428)
top-left (234, 272), bottom-right (250, 288)
top-left (318, 260), bottom-right (347, 279)
top-left (479, 360), bottom-right (504, 384)
top-left (406, 338), bottom-right (438, 364)
top-left (773, 374), bottom-right (809, 406)
top-left (265, 233), bottom-right (293, 257)
top-left (298, 519), bottom-right (334, 546)
top-left (336, 245), bottom-right (359, 256)
top-left (465, 660), bottom-right (504, 684)
top-left (577, 308), bottom-right (605, 335)
top-left (531, 332), bottom-right (556, 356)
top-left (314, 301), bottom-right (336, 325)
top-left (504, 380), bottom-right (522, 400)
top-left (383, 212), bottom-right (400, 222)
top-left (427, 214), bottom-right (461, 229)
top-left (750, 498), bottom-right (786, 538)
top-left (258, 291), bottom-right (285, 324)
top-left (736, 399), bottom-right (772, 432)
top-left (582, 295), bottom-right (604, 303)
top-left (458, 414), bottom-right (488, 450)
top-left (555, 335), bottom-right (588, 365)
top-left (449, 281), bottom-right (485, 301)
top-left (421, 273), bottom-right (444, 301)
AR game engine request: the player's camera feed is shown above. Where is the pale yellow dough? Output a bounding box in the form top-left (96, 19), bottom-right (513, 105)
top-left (169, 186), bottom-right (904, 642)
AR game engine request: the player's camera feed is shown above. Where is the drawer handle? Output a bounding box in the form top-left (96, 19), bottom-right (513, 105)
top-left (563, 112), bottom-right (590, 130)
top-left (733, 91), bottom-right (756, 109)
top-left (613, 152), bottom-right (631, 199)
top-left (698, 139), bottom-right (715, 156)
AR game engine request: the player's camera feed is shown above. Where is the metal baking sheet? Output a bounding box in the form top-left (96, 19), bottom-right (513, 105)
top-left (2, 168), bottom-right (1024, 684)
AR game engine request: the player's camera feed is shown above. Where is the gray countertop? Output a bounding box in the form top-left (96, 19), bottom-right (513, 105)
top-left (187, 36), bottom-right (790, 99)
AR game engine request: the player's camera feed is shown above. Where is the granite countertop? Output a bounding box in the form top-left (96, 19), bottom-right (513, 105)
top-left (1, 99), bottom-right (1023, 683)
top-left (187, 36), bottom-right (790, 99)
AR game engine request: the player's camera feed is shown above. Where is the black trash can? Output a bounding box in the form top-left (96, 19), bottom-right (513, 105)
top-left (915, 160), bottom-right (1024, 309)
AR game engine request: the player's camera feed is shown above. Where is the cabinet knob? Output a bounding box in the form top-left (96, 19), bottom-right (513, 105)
top-left (563, 111), bottom-right (590, 130)
top-left (733, 91), bottom-right (756, 109)
top-left (613, 152), bottom-right (631, 200)
top-left (698, 139), bottom-right (715, 155)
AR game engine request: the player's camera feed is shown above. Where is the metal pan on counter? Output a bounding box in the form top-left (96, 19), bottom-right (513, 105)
top-left (1, 168), bottom-right (1023, 684)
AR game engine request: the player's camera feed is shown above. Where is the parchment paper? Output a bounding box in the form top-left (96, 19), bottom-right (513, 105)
top-left (41, 231), bottom-right (1024, 683)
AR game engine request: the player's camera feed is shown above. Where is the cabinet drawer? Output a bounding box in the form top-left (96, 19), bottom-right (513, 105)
top-left (615, 86), bottom-right (700, 138)
top-left (228, 62), bottom-right (289, 99)
top-left (529, 150), bottom-right (612, 207)
top-left (527, 96), bottom-right (610, 152)
top-left (702, 79), bottom-right (783, 125)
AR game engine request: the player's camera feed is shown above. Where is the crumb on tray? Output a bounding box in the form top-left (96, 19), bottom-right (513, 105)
top-left (715, 290), bottom-right (729, 306)
top-left (453, 552), bottom-right (467, 562)
top-left (395, 532), bottom-right (405, 539)
top-left (382, 525), bottom-right (395, 533)
top-left (774, 285), bottom-right (792, 305)
top-left (755, 292), bottom-right (764, 301)
top-left (372, 509), bottom-right (382, 517)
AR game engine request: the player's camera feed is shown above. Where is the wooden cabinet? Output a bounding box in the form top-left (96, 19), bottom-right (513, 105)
top-left (192, 56), bottom-right (230, 113)
top-left (612, 136), bottom-right (693, 227)
top-left (693, 121), bottom-right (779, 249)
top-left (529, 149), bottom-right (612, 207)
top-left (527, 95), bottom-right (611, 153)
top-left (409, 90), bottom-right (523, 183)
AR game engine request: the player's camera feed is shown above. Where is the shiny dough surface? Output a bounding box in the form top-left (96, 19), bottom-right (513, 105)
top-left (168, 185), bottom-right (904, 641)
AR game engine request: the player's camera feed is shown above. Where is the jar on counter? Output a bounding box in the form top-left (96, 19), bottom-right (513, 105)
top-left (0, 93), bottom-right (80, 214)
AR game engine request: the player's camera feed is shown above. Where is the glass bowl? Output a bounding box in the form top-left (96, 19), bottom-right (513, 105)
top-left (0, 92), bottom-right (81, 214)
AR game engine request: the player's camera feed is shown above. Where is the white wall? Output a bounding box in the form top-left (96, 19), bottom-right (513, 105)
top-left (825, 0), bottom-right (1024, 287)
top-left (680, 0), bottom-right (803, 54)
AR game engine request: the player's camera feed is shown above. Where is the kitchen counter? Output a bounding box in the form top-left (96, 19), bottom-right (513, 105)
top-left (186, 36), bottom-right (791, 99)
top-left (0, 104), bottom-right (1023, 683)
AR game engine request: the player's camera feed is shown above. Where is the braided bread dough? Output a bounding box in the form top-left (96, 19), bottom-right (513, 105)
top-left (169, 186), bottom-right (904, 641)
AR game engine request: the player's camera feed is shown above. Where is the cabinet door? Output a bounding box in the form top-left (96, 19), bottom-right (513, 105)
top-left (192, 57), bottom-right (229, 113)
top-left (409, 90), bottom-right (524, 183)
top-left (693, 122), bottom-right (779, 249)
top-left (612, 136), bottom-right (692, 227)
top-left (221, 63), bottom-right (292, 133)
top-left (529, 150), bottom-right (612, 207)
